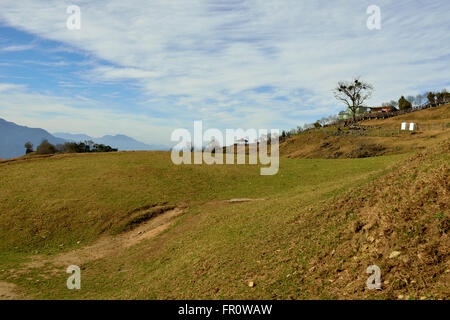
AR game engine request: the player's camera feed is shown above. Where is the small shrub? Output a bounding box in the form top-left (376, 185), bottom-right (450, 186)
top-left (433, 212), bottom-right (445, 221)
top-left (36, 140), bottom-right (56, 155)
top-left (346, 144), bottom-right (386, 158)
top-left (24, 141), bottom-right (34, 154)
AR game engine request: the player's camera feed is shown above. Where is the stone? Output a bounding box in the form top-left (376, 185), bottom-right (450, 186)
top-left (389, 251), bottom-right (401, 259)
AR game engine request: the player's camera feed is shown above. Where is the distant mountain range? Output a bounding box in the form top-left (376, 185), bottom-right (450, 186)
top-left (0, 118), bottom-right (66, 159)
top-left (53, 132), bottom-right (169, 152)
top-left (0, 117), bottom-right (169, 159)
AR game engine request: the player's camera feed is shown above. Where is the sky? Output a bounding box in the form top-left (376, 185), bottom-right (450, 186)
top-left (0, 0), bottom-right (449, 146)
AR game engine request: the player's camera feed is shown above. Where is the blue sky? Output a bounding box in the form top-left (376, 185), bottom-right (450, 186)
top-left (0, 0), bottom-right (449, 145)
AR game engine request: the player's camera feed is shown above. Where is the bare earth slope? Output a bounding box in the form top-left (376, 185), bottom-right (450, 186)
top-left (302, 141), bottom-right (449, 299)
top-left (281, 104), bottom-right (450, 159)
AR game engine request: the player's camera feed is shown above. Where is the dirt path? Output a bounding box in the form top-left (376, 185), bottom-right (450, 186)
top-left (4, 198), bottom-right (266, 298)
top-left (0, 282), bottom-right (20, 300)
top-left (8, 198), bottom-right (260, 296)
top-left (23, 199), bottom-right (264, 271)
top-left (26, 208), bottom-right (184, 270)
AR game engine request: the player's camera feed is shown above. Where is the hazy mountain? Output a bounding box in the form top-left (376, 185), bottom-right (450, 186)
top-left (52, 132), bottom-right (92, 142)
top-left (53, 132), bottom-right (169, 151)
top-left (0, 118), bottom-right (66, 159)
top-left (0, 117), bottom-right (169, 160)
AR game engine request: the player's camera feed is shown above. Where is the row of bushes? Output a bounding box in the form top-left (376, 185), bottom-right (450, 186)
top-left (380, 89), bottom-right (450, 109)
top-left (25, 140), bottom-right (118, 155)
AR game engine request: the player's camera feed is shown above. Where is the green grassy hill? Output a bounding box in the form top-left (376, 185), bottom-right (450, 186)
top-left (0, 106), bottom-right (448, 300)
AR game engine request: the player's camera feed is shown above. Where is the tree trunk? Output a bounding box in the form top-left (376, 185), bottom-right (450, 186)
top-left (351, 104), bottom-right (357, 122)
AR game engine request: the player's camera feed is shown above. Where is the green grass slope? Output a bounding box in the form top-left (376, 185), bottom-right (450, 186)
top-left (0, 149), bottom-right (408, 299)
top-left (0, 152), bottom-right (401, 255)
top-left (0, 105), bottom-right (447, 299)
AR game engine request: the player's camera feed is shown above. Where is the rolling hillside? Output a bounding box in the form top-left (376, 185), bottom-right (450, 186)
top-left (280, 104), bottom-right (450, 159)
top-left (0, 105), bottom-right (448, 300)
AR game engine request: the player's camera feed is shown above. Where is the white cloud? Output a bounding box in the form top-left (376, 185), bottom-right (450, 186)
top-left (0, 44), bottom-right (34, 52)
top-left (0, 83), bottom-right (175, 145)
top-left (0, 0), bottom-right (449, 133)
top-left (0, 83), bottom-right (26, 92)
top-left (91, 66), bottom-right (161, 81)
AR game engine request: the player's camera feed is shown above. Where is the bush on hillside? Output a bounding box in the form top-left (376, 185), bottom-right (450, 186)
top-left (93, 143), bottom-right (118, 153)
top-left (36, 140), bottom-right (57, 155)
top-left (58, 141), bottom-right (118, 153)
top-left (345, 144), bottom-right (385, 158)
top-left (427, 92), bottom-right (436, 105)
top-left (24, 141), bottom-right (34, 154)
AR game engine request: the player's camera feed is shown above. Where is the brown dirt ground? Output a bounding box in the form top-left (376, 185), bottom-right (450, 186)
top-left (26, 208), bottom-right (184, 271)
top-left (0, 281), bottom-right (20, 300)
top-left (304, 141), bottom-right (449, 299)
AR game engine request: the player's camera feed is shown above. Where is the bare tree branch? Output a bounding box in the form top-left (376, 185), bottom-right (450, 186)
top-left (333, 77), bottom-right (374, 121)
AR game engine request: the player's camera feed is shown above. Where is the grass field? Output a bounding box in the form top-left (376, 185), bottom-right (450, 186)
top-left (0, 150), bottom-right (406, 299)
top-left (0, 106), bottom-right (448, 300)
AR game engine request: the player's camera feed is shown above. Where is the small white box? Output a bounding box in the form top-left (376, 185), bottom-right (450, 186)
top-left (401, 122), bottom-right (407, 130)
top-left (409, 123), bottom-right (415, 131)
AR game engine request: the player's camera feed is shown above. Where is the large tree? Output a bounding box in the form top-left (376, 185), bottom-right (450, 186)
top-left (427, 92), bottom-right (436, 105)
top-left (333, 78), bottom-right (374, 121)
top-left (398, 96), bottom-right (412, 110)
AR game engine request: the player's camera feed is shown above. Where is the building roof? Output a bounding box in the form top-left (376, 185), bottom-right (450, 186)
top-left (371, 106), bottom-right (396, 110)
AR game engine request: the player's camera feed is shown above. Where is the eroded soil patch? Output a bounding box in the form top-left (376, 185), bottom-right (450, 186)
top-left (0, 282), bottom-right (20, 300)
top-left (26, 207), bottom-right (184, 270)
